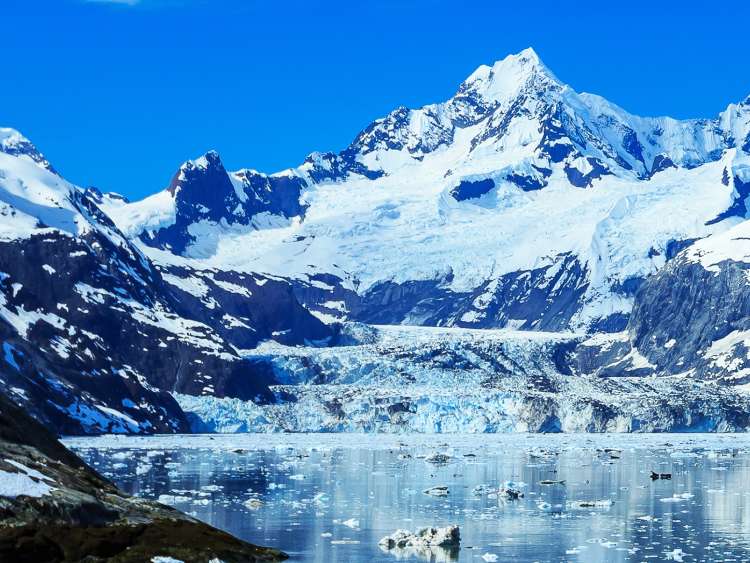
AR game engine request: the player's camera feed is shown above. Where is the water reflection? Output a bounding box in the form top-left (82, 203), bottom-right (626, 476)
top-left (68, 435), bottom-right (750, 562)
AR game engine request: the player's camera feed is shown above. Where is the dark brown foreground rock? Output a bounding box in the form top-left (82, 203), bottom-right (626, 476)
top-left (0, 393), bottom-right (287, 562)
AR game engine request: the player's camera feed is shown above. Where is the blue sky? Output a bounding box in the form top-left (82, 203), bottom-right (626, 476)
top-left (4, 0), bottom-right (750, 199)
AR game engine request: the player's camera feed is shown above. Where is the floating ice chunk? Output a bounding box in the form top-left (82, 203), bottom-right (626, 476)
top-left (472, 484), bottom-right (494, 496)
top-left (379, 525), bottom-right (460, 550)
top-left (157, 494), bottom-right (190, 505)
top-left (498, 486), bottom-right (524, 501)
top-left (666, 548), bottom-right (685, 561)
top-left (424, 453), bottom-right (453, 465)
top-left (567, 499), bottom-right (613, 509)
top-left (341, 518), bottom-right (360, 529)
top-left (482, 554), bottom-right (499, 562)
top-left (244, 498), bottom-right (263, 510)
top-left (659, 493), bottom-right (694, 503)
top-left (135, 463), bottom-right (151, 476)
top-left (423, 486), bottom-right (449, 497)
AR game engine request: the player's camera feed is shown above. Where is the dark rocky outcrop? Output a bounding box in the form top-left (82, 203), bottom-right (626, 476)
top-left (627, 253), bottom-right (750, 382)
top-left (0, 221), bottom-right (283, 433)
top-left (450, 178), bottom-right (495, 201)
top-left (0, 184), bottom-right (330, 434)
top-left (0, 392), bottom-right (287, 562)
top-left (141, 151), bottom-right (307, 254)
top-left (162, 266), bottom-right (335, 350)
top-left (288, 254), bottom-right (591, 332)
top-left (0, 133), bottom-right (338, 433)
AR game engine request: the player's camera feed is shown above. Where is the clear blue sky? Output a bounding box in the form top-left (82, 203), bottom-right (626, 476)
top-left (4, 0), bottom-right (750, 199)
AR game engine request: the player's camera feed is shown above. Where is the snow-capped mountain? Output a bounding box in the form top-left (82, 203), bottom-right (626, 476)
top-left (0, 132), bottom-right (332, 434)
top-left (3, 47), bottom-right (750, 435)
top-left (105, 48), bottom-right (750, 334)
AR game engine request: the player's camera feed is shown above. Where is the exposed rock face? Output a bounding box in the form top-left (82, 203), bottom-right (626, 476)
top-left (343, 253), bottom-right (589, 331)
top-left (0, 217), bottom-right (278, 434)
top-left (160, 265), bottom-right (335, 350)
top-left (628, 256), bottom-right (750, 381)
top-left (599, 217), bottom-right (750, 384)
top-left (0, 392), bottom-right (287, 562)
top-left (140, 151), bottom-right (306, 254)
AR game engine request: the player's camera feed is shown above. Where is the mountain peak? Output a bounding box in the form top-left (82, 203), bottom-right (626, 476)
top-left (187, 150), bottom-right (223, 171)
top-left (460, 47), bottom-right (560, 104)
top-left (0, 127), bottom-right (56, 173)
top-left (510, 46), bottom-right (541, 64)
top-left (168, 150), bottom-right (227, 196)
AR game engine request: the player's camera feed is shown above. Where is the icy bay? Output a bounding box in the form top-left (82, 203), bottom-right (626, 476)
top-left (65, 433), bottom-right (750, 562)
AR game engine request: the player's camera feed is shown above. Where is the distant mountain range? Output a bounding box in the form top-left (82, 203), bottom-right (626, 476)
top-left (2, 48), bottom-right (750, 434)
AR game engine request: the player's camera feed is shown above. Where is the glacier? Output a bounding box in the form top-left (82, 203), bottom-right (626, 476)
top-left (174, 324), bottom-right (750, 433)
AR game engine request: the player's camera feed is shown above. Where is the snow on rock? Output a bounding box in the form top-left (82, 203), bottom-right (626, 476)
top-left (0, 459), bottom-right (55, 498)
top-left (619, 213), bottom-right (750, 384)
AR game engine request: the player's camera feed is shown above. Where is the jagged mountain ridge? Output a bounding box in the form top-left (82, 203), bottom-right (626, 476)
top-left (101, 48), bottom-right (750, 333)
top-left (0, 136), bottom-right (333, 434)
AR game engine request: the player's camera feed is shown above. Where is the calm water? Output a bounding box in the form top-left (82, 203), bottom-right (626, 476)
top-left (65, 434), bottom-right (750, 562)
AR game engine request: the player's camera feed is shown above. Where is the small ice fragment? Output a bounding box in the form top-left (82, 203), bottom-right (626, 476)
top-left (567, 499), bottom-right (613, 509)
top-left (666, 548), bottom-right (685, 561)
top-left (424, 453), bottom-right (452, 465)
top-left (423, 486), bottom-right (449, 497)
top-left (244, 498), bottom-right (263, 510)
